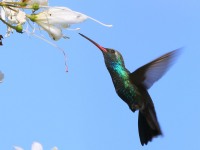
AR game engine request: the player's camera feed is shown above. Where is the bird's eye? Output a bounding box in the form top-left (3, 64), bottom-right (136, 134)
top-left (111, 50), bottom-right (115, 53)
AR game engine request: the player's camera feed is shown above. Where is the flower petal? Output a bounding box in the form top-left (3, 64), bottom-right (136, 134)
top-left (37, 22), bottom-right (63, 40)
top-left (16, 10), bottom-right (26, 24)
top-left (35, 7), bottom-right (88, 27)
top-left (32, 142), bottom-right (43, 150)
top-left (51, 147), bottom-right (58, 150)
top-left (13, 146), bottom-right (23, 150)
top-left (0, 7), bottom-right (6, 20)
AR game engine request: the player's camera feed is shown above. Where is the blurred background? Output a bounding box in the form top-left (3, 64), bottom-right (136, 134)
top-left (0, 0), bottom-right (199, 150)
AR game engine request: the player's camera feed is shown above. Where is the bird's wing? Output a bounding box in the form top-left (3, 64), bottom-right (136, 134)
top-left (130, 49), bottom-right (181, 89)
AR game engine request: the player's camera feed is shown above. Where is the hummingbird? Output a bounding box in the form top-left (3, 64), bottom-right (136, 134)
top-left (79, 33), bottom-right (181, 145)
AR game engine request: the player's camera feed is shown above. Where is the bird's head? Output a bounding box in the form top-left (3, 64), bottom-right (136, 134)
top-left (79, 33), bottom-right (125, 67)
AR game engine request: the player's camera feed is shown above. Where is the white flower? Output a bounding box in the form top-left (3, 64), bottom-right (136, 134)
top-left (33, 7), bottom-right (87, 28)
top-left (0, 6), bottom-right (6, 20)
top-left (2, 0), bottom-right (14, 2)
top-left (32, 142), bottom-right (43, 150)
top-left (29, 7), bottom-right (112, 40)
top-left (2, 8), bottom-right (26, 24)
top-left (14, 146), bottom-right (24, 150)
top-left (34, 7), bottom-right (112, 27)
top-left (1, 0), bottom-right (27, 23)
top-left (13, 142), bottom-right (58, 150)
top-left (37, 21), bottom-right (63, 41)
top-left (0, 1), bottom-right (26, 37)
top-left (5, 26), bottom-right (13, 37)
top-left (1, 0), bottom-right (26, 24)
top-left (0, 7), bottom-right (26, 37)
top-left (21, 0), bottom-right (48, 6)
top-left (33, 19), bottom-right (63, 40)
top-left (0, 71), bottom-right (4, 83)
top-left (51, 147), bottom-right (58, 150)
top-left (16, 11), bottom-right (27, 24)
top-left (28, 7), bottom-right (86, 40)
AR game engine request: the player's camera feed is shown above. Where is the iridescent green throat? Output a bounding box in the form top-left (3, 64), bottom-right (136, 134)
top-left (112, 62), bottom-right (129, 78)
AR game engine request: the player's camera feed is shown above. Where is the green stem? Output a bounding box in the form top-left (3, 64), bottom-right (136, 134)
top-left (0, 17), bottom-right (16, 29)
top-left (1, 1), bottom-right (27, 7)
top-left (0, 17), bottom-right (22, 33)
top-left (0, 2), bottom-right (37, 10)
top-left (26, 14), bottom-right (37, 22)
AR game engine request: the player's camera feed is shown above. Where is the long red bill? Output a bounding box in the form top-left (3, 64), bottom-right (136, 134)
top-left (79, 33), bottom-right (107, 53)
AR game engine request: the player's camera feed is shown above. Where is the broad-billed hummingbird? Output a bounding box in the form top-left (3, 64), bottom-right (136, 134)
top-left (79, 33), bottom-right (181, 145)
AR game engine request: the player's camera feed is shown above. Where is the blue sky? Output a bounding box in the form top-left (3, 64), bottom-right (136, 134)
top-left (0, 0), bottom-right (199, 150)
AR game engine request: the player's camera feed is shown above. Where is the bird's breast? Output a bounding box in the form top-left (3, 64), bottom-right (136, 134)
top-left (106, 62), bottom-right (144, 111)
top-left (111, 75), bottom-right (143, 111)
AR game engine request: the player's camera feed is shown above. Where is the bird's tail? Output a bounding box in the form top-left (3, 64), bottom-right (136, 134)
top-left (138, 101), bottom-right (162, 145)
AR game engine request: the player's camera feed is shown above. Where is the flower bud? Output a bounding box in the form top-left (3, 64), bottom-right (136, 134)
top-left (31, 3), bottom-right (40, 11)
top-left (16, 24), bottom-right (23, 33)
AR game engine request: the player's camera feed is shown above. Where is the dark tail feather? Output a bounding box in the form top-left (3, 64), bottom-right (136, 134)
top-left (138, 105), bottom-right (162, 145)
